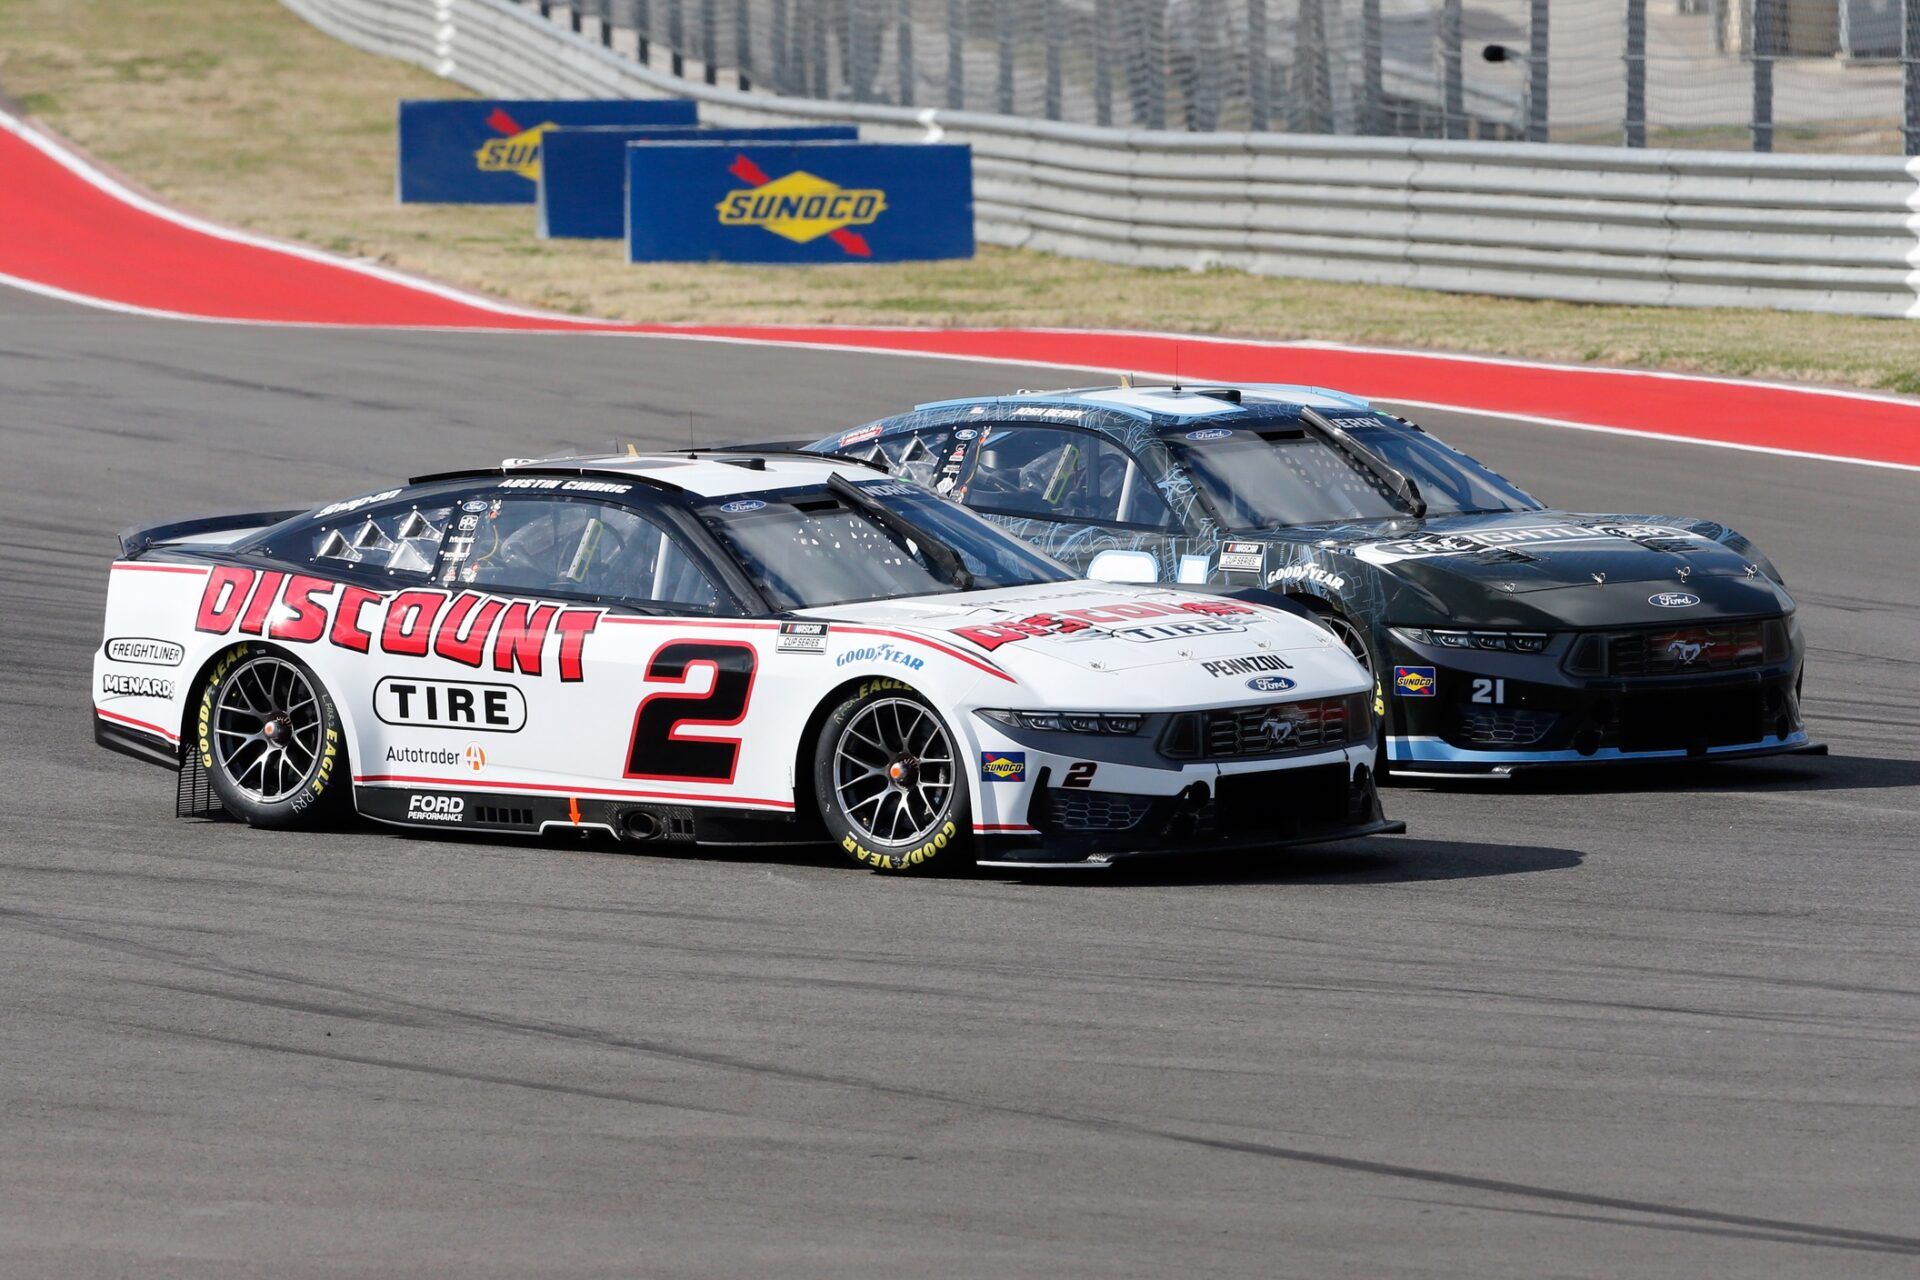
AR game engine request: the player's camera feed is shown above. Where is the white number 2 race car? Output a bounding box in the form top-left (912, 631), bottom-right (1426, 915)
top-left (93, 451), bottom-right (1402, 872)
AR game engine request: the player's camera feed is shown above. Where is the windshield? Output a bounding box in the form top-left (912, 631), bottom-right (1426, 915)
top-left (1164, 416), bottom-right (1540, 530)
top-left (697, 480), bottom-right (1071, 610)
top-left (1321, 413), bottom-right (1542, 517)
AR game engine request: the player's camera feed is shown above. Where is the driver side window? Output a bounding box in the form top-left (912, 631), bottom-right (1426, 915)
top-left (449, 496), bottom-right (722, 611)
top-left (966, 426), bottom-right (1171, 528)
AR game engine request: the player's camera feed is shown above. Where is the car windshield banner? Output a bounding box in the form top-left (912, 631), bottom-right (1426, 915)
top-left (538, 125), bottom-right (859, 238)
top-left (626, 141), bottom-right (974, 264)
top-left (397, 99), bottom-right (698, 204)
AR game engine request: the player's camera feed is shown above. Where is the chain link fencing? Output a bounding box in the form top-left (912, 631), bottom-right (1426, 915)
top-left (532, 0), bottom-right (1920, 153)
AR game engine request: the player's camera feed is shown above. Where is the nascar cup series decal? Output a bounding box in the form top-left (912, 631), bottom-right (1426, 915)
top-left (1393, 665), bottom-right (1438, 697)
top-left (717, 155), bottom-right (884, 257)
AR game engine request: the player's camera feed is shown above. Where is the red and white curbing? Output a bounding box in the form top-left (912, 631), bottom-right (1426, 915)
top-left (2, 107), bottom-right (1916, 472)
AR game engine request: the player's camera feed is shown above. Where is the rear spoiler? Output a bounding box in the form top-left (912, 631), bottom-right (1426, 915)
top-left (118, 510), bottom-right (305, 559)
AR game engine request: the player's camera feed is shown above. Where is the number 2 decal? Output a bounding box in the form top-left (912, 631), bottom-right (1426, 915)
top-left (625, 640), bottom-right (758, 782)
top-left (1061, 762), bottom-right (1098, 789)
top-left (1470, 677), bottom-right (1507, 705)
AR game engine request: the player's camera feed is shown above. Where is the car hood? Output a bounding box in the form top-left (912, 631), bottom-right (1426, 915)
top-left (1252, 510), bottom-right (1765, 588)
top-left (802, 582), bottom-right (1367, 689)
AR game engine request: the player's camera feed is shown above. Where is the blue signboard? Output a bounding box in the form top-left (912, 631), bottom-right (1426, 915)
top-left (625, 142), bottom-right (973, 264)
top-left (397, 98), bottom-right (698, 204)
top-left (537, 125), bottom-right (858, 239)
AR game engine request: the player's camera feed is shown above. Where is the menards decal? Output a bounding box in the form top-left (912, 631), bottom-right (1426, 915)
top-left (193, 567), bottom-right (600, 681)
top-left (953, 598), bottom-right (1257, 652)
top-left (716, 154), bottom-right (882, 257)
top-left (473, 107), bottom-right (553, 180)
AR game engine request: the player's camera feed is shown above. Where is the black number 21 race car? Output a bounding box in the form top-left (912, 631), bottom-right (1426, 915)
top-left (809, 383), bottom-right (1824, 778)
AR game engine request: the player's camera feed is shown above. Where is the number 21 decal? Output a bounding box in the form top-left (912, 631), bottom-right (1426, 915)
top-left (1470, 677), bottom-right (1506, 705)
top-left (625, 640), bottom-right (758, 782)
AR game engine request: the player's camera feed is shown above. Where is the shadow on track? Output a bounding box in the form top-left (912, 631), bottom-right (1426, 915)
top-left (1474, 753), bottom-right (1920, 797)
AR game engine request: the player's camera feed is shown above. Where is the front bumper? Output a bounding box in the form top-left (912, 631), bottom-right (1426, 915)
top-left (1381, 622), bottom-right (1815, 776)
top-left (973, 755), bottom-right (1401, 867)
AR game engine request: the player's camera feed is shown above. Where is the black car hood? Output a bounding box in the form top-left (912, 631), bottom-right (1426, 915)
top-left (1257, 510), bottom-right (1793, 626)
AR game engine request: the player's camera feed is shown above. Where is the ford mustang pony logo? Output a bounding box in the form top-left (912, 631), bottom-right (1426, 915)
top-left (1648, 592), bottom-right (1702, 608)
top-left (1666, 639), bottom-right (1704, 664)
top-left (1255, 715), bottom-right (1298, 747)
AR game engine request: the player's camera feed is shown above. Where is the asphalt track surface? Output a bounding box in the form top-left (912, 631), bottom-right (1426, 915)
top-left (2, 286), bottom-right (1917, 1278)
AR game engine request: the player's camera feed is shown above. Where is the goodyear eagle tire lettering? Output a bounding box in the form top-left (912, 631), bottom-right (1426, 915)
top-left (812, 683), bottom-right (973, 875)
top-left (198, 645), bottom-right (351, 830)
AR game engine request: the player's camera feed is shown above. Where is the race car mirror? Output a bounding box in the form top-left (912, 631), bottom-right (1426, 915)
top-left (1088, 549), bottom-right (1159, 584)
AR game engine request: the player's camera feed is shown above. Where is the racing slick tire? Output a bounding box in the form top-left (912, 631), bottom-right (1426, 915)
top-left (812, 680), bottom-right (973, 874)
top-left (1303, 599), bottom-right (1391, 778)
top-left (196, 644), bottom-right (349, 829)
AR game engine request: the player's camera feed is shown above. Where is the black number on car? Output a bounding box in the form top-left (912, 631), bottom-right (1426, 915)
top-left (625, 641), bottom-right (758, 782)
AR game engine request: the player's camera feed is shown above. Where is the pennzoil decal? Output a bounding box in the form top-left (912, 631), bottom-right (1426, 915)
top-left (717, 154), bottom-right (884, 256)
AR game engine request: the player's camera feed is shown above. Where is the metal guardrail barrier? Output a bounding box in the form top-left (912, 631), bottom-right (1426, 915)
top-left (281, 0), bottom-right (1920, 316)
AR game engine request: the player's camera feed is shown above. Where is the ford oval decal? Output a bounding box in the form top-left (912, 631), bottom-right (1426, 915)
top-left (719, 499), bottom-right (767, 514)
top-left (1648, 592), bottom-right (1701, 608)
top-left (1246, 675), bottom-right (1297, 693)
top-left (1186, 428), bottom-right (1233, 441)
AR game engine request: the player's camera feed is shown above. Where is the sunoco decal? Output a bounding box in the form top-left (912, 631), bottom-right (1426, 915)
top-left (473, 108), bottom-right (552, 180)
top-left (717, 154), bottom-right (884, 257)
top-left (979, 751), bottom-right (1026, 783)
top-left (1393, 665), bottom-right (1437, 697)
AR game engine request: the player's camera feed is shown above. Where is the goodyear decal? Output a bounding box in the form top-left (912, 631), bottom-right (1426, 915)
top-left (716, 154), bottom-right (883, 256)
top-left (1393, 665), bottom-right (1438, 698)
top-left (979, 751), bottom-right (1026, 783)
top-left (473, 108), bottom-right (553, 180)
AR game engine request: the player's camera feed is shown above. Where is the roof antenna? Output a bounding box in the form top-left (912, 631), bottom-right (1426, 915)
top-left (1172, 342), bottom-right (1182, 393)
top-left (687, 410), bottom-right (695, 455)
top-left (1119, 372), bottom-right (1133, 389)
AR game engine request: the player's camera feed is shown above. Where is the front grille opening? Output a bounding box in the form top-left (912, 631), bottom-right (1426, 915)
top-left (1565, 617), bottom-right (1786, 679)
top-left (1041, 789), bottom-right (1155, 832)
top-left (1455, 706), bottom-right (1558, 747)
top-left (1163, 693), bottom-right (1368, 761)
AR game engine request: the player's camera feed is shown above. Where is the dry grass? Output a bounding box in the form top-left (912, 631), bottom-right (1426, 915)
top-left (2, 0), bottom-right (1917, 393)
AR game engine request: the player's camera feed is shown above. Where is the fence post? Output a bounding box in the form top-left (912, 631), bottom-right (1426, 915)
top-left (1300, 0), bottom-right (1332, 133)
top-left (1527, 0), bottom-right (1549, 142)
top-left (1624, 0), bottom-right (1645, 146)
top-left (897, 0), bottom-right (914, 106)
top-left (1247, 0), bottom-right (1269, 131)
top-left (1752, 0), bottom-right (1779, 152)
top-left (1094, 0), bottom-right (1113, 126)
top-left (947, 0), bottom-right (965, 108)
top-left (810, 1), bottom-right (829, 97)
top-left (1906, 0), bottom-right (1919, 154)
top-left (668, 0), bottom-right (684, 76)
top-left (1440, 0), bottom-right (1463, 139)
top-left (701, 0), bottom-right (717, 84)
top-left (637, 0), bottom-right (651, 65)
top-left (1361, 0), bottom-right (1383, 133)
top-left (1044, 0), bottom-right (1064, 120)
top-left (735, 0), bottom-right (749, 88)
top-left (770, 0), bottom-right (787, 89)
top-left (997, 0), bottom-right (1015, 115)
